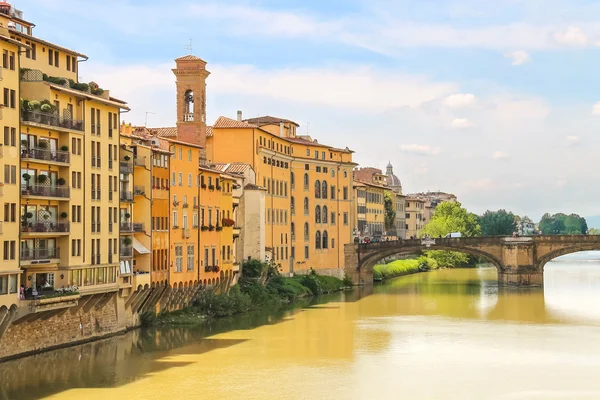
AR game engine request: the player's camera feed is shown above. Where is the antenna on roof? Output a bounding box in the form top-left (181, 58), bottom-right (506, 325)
top-left (145, 111), bottom-right (156, 127)
top-left (307, 122), bottom-right (309, 135)
top-left (184, 38), bottom-right (193, 55)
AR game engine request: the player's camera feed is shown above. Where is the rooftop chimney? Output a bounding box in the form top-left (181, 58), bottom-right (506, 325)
top-left (279, 121), bottom-right (284, 137)
top-left (237, 110), bottom-right (242, 121)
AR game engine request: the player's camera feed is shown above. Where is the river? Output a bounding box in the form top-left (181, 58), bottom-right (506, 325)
top-left (3, 254), bottom-right (600, 400)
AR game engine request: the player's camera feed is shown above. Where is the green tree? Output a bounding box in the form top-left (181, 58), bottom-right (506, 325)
top-left (478, 209), bottom-right (517, 236)
top-left (384, 191), bottom-right (396, 231)
top-left (539, 213), bottom-right (587, 235)
top-left (588, 228), bottom-right (600, 235)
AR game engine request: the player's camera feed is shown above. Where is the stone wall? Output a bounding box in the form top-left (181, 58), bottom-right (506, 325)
top-left (0, 294), bottom-right (124, 360)
top-left (293, 267), bottom-right (345, 279)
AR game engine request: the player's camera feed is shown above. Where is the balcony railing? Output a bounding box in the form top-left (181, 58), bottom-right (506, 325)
top-left (120, 161), bottom-right (133, 174)
top-left (120, 222), bottom-right (133, 232)
top-left (291, 233), bottom-right (295, 242)
top-left (182, 228), bottom-right (190, 239)
top-left (182, 203), bottom-right (189, 208)
top-left (22, 110), bottom-right (84, 132)
top-left (22, 147), bottom-right (70, 164)
top-left (134, 156), bottom-right (146, 167)
top-left (134, 186), bottom-right (146, 196)
top-left (120, 191), bottom-right (133, 202)
top-left (133, 223), bottom-right (144, 232)
top-left (120, 246), bottom-right (133, 258)
top-left (22, 185), bottom-right (70, 199)
top-left (21, 247), bottom-right (60, 260)
top-left (21, 221), bottom-right (69, 233)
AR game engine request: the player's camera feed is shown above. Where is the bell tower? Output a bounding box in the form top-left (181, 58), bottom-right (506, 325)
top-left (172, 54), bottom-right (210, 164)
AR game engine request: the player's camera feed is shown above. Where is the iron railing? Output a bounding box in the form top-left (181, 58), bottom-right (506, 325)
top-left (21, 247), bottom-right (60, 260)
top-left (22, 185), bottom-right (69, 198)
top-left (21, 221), bottom-right (69, 233)
top-left (22, 110), bottom-right (84, 132)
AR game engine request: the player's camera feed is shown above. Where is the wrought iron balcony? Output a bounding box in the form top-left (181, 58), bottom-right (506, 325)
top-left (120, 222), bottom-right (133, 232)
top-left (120, 191), bottom-right (134, 202)
top-left (134, 186), bottom-right (146, 196)
top-left (120, 161), bottom-right (133, 174)
top-left (120, 246), bottom-right (133, 258)
top-left (133, 223), bottom-right (144, 232)
top-left (22, 185), bottom-right (70, 199)
top-left (21, 247), bottom-right (60, 260)
top-left (21, 221), bottom-right (70, 234)
top-left (22, 110), bottom-right (84, 132)
top-left (21, 147), bottom-right (70, 164)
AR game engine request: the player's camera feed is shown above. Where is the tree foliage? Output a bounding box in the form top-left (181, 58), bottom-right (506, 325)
top-left (588, 228), bottom-right (600, 235)
top-left (420, 201), bottom-right (481, 238)
top-left (384, 191), bottom-right (396, 231)
top-left (539, 213), bottom-right (588, 235)
top-left (478, 209), bottom-right (517, 236)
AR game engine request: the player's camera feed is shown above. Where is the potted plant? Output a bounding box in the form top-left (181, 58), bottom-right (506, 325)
top-left (37, 175), bottom-right (48, 183)
top-left (21, 139), bottom-right (28, 147)
top-left (209, 225), bottom-right (215, 231)
top-left (22, 212), bottom-right (33, 231)
top-left (205, 266), bottom-right (212, 272)
top-left (201, 183), bottom-right (207, 189)
top-left (124, 213), bottom-right (131, 219)
top-left (216, 225), bottom-right (223, 232)
top-left (60, 212), bottom-right (68, 219)
top-left (38, 140), bottom-right (49, 149)
top-left (56, 177), bottom-right (66, 186)
top-left (123, 237), bottom-right (132, 246)
top-left (60, 145), bottom-right (68, 152)
top-left (124, 155), bottom-right (130, 161)
top-left (201, 225), bottom-right (209, 231)
top-left (22, 173), bottom-right (31, 184)
top-left (208, 184), bottom-right (215, 190)
top-left (40, 103), bottom-right (53, 113)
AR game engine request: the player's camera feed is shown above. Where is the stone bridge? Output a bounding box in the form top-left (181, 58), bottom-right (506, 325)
top-left (344, 235), bottom-right (600, 286)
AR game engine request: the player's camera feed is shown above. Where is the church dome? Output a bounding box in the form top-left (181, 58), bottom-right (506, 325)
top-left (385, 162), bottom-right (402, 189)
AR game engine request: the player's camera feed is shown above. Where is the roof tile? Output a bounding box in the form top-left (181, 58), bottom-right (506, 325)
top-left (213, 116), bottom-right (257, 129)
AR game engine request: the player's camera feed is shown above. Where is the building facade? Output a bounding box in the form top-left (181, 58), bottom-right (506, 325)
top-left (405, 196), bottom-right (426, 238)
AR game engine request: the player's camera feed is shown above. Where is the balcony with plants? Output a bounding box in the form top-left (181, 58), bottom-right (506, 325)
top-left (21, 173), bottom-right (69, 200)
top-left (120, 237), bottom-right (133, 258)
top-left (21, 99), bottom-right (84, 132)
top-left (21, 210), bottom-right (70, 235)
top-left (21, 137), bottom-right (70, 165)
top-left (120, 156), bottom-right (133, 175)
top-left (21, 68), bottom-right (108, 97)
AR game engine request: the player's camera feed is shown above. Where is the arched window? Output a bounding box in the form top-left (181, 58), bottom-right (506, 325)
top-left (291, 172), bottom-right (295, 188)
top-left (315, 180), bottom-right (321, 198)
top-left (322, 206), bottom-right (328, 223)
top-left (304, 173), bottom-right (309, 189)
top-left (184, 90), bottom-right (194, 121)
top-left (331, 169), bottom-right (335, 177)
top-left (315, 205), bottom-right (321, 223)
top-left (304, 197), bottom-right (309, 214)
top-left (290, 196), bottom-right (295, 215)
top-left (304, 222), bottom-right (309, 239)
top-left (322, 181), bottom-right (328, 199)
top-left (322, 231), bottom-right (328, 249)
top-left (316, 231), bottom-right (321, 249)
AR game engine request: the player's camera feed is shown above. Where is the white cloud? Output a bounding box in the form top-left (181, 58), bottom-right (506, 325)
top-left (492, 151), bottom-right (510, 160)
top-left (398, 144), bottom-right (441, 156)
top-left (504, 50), bottom-right (531, 66)
top-left (464, 178), bottom-right (494, 190)
top-left (552, 27), bottom-right (589, 47)
top-left (442, 93), bottom-right (476, 108)
top-left (592, 102), bottom-right (600, 115)
top-left (451, 118), bottom-right (473, 129)
top-left (566, 135), bottom-right (581, 146)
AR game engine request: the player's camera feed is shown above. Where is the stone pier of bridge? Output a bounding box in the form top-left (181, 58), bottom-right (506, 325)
top-left (344, 235), bottom-right (600, 287)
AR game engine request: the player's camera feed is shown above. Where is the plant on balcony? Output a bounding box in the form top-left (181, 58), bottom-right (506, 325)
top-left (222, 218), bottom-right (235, 227)
top-left (60, 212), bottom-right (68, 219)
top-left (40, 103), bottom-right (53, 112)
top-left (201, 183), bottom-right (207, 189)
top-left (42, 74), bottom-right (67, 86)
top-left (68, 79), bottom-right (89, 92)
top-left (37, 174), bottom-right (48, 183)
top-left (124, 155), bottom-right (131, 161)
top-left (209, 225), bottom-right (215, 231)
top-left (216, 225), bottom-right (223, 232)
top-left (213, 265), bottom-right (220, 273)
top-left (208, 184), bottom-right (215, 190)
top-left (27, 100), bottom-right (40, 110)
top-left (56, 178), bottom-right (66, 186)
top-left (124, 213), bottom-right (131, 219)
top-left (123, 237), bottom-right (132, 246)
top-left (21, 139), bottom-right (28, 147)
top-left (201, 225), bottom-right (209, 231)
top-left (22, 173), bottom-right (31, 183)
top-left (204, 266), bottom-right (212, 272)
top-left (37, 140), bottom-right (49, 149)
top-left (60, 145), bottom-right (69, 152)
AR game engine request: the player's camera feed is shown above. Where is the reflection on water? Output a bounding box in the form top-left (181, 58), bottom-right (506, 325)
top-left (3, 257), bottom-right (600, 400)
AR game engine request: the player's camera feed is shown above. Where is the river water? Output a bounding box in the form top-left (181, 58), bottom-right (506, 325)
top-left (3, 254), bottom-right (600, 400)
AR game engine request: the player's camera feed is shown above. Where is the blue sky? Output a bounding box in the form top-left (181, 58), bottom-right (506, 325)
top-left (17, 0), bottom-right (600, 221)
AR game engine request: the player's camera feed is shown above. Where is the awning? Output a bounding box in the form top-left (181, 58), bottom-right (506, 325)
top-left (132, 237), bottom-right (151, 255)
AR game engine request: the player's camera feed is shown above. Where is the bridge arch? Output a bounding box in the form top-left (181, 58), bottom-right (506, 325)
top-left (536, 244), bottom-right (600, 271)
top-left (359, 245), bottom-right (504, 273)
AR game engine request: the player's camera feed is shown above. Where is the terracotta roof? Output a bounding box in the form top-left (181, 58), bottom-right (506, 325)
top-left (175, 54), bottom-right (206, 62)
top-left (46, 82), bottom-right (129, 110)
top-left (353, 179), bottom-right (387, 190)
top-left (11, 31), bottom-right (87, 58)
top-left (213, 116), bottom-right (257, 129)
top-left (244, 183), bottom-right (266, 191)
top-left (286, 136), bottom-right (332, 149)
top-left (243, 115), bottom-right (299, 127)
top-left (211, 162), bottom-right (252, 174)
top-left (153, 127), bottom-right (177, 137)
top-left (206, 126), bottom-right (213, 137)
top-left (162, 136), bottom-right (203, 149)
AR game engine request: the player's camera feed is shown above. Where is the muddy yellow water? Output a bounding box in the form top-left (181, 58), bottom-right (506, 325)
top-left (3, 258), bottom-right (600, 400)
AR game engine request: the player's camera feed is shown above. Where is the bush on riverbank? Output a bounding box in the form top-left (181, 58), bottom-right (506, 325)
top-left (144, 260), bottom-right (347, 326)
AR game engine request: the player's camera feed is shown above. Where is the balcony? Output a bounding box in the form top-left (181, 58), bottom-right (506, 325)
top-left (173, 200), bottom-right (180, 207)
top-left (120, 161), bottom-right (133, 174)
top-left (134, 156), bottom-right (146, 167)
top-left (120, 246), bottom-right (133, 258)
top-left (291, 233), bottom-right (295, 242)
top-left (134, 186), bottom-right (146, 196)
top-left (120, 222), bottom-right (133, 232)
top-left (182, 203), bottom-right (189, 209)
top-left (182, 228), bottom-right (190, 239)
top-left (22, 110), bottom-right (84, 132)
top-left (133, 223), bottom-right (144, 233)
top-left (120, 191), bottom-right (134, 202)
top-left (21, 221), bottom-right (70, 235)
top-left (22, 185), bottom-right (70, 199)
top-left (21, 247), bottom-right (60, 260)
top-left (22, 147), bottom-right (70, 164)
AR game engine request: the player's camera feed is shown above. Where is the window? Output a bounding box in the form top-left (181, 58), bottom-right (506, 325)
top-left (314, 150), bottom-right (318, 159)
top-left (179, 172), bottom-right (183, 186)
top-left (331, 212), bottom-right (336, 225)
top-left (304, 173), bottom-right (309, 189)
top-left (344, 212), bottom-right (349, 225)
top-left (316, 166), bottom-right (321, 173)
top-left (315, 180), bottom-right (321, 198)
top-left (306, 149), bottom-right (310, 156)
top-left (321, 181), bottom-right (328, 199)
top-left (315, 206), bottom-right (321, 223)
top-left (304, 246), bottom-right (309, 259)
top-left (322, 206), bottom-right (328, 223)
top-left (343, 186), bottom-right (348, 200)
top-left (3, 203), bottom-right (15, 222)
top-left (331, 169), bottom-right (335, 177)
top-left (4, 165), bottom-right (16, 184)
top-left (188, 149), bottom-right (192, 161)
top-left (3, 241), bottom-right (15, 260)
top-left (175, 246), bottom-right (183, 272)
top-left (187, 245), bottom-right (194, 271)
top-left (331, 186), bottom-right (336, 199)
top-left (48, 49), bottom-right (54, 66)
top-left (316, 231), bottom-right (321, 249)
top-left (291, 197), bottom-right (295, 215)
top-left (304, 197), bottom-right (309, 215)
top-left (188, 173), bottom-right (192, 187)
top-left (332, 239), bottom-right (335, 249)
top-left (3, 127), bottom-right (15, 146)
top-left (322, 231), bottom-right (328, 249)
top-left (321, 152), bottom-right (325, 160)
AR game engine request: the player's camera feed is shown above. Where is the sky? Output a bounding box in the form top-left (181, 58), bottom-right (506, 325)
top-left (15, 0), bottom-right (600, 221)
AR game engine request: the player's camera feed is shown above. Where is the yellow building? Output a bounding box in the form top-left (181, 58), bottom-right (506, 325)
top-left (352, 180), bottom-right (386, 242)
top-left (0, 3), bottom-right (129, 313)
top-left (207, 113), bottom-right (355, 277)
top-left (405, 196), bottom-right (426, 239)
